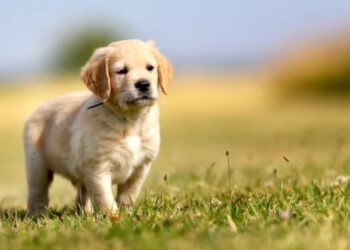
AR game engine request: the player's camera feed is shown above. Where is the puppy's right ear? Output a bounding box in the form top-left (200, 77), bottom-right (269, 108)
top-left (81, 47), bottom-right (111, 101)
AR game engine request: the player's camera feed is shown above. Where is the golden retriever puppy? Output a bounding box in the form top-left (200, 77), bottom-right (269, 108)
top-left (23, 40), bottom-right (172, 214)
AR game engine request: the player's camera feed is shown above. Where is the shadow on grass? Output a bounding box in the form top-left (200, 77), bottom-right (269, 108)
top-left (0, 206), bottom-right (77, 222)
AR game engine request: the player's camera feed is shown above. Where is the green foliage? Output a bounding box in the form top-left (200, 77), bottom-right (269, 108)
top-left (53, 24), bottom-right (124, 73)
top-left (271, 37), bottom-right (350, 98)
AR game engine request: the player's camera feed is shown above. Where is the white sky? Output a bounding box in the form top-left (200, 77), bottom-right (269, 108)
top-left (1, 0), bottom-right (350, 74)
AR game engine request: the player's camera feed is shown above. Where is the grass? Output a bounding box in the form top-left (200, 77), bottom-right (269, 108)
top-left (1, 181), bottom-right (350, 250)
top-left (0, 73), bottom-right (350, 249)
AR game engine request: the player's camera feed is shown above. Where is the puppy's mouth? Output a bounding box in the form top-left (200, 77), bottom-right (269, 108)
top-left (126, 95), bottom-right (156, 106)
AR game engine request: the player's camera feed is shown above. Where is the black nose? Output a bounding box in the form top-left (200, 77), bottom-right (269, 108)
top-left (135, 80), bottom-right (150, 92)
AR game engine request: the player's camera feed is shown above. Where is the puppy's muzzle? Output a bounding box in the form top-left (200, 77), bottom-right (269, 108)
top-left (135, 80), bottom-right (150, 93)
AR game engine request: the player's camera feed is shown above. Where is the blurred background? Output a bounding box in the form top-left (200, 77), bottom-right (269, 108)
top-left (1, 0), bottom-right (350, 206)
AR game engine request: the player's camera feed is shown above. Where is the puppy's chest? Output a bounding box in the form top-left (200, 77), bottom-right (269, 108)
top-left (103, 131), bottom-right (159, 177)
top-left (117, 135), bottom-right (152, 165)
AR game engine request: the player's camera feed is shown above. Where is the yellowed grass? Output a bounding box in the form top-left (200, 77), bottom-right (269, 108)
top-left (1, 73), bottom-right (350, 208)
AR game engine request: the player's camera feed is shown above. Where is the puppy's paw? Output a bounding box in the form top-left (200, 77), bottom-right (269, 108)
top-left (116, 194), bottom-right (135, 207)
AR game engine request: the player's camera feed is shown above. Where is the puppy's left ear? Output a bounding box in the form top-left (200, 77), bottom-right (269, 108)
top-left (150, 43), bottom-right (173, 94)
top-left (81, 47), bottom-right (112, 101)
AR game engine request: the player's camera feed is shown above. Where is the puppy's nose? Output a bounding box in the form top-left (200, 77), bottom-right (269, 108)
top-left (135, 80), bottom-right (150, 92)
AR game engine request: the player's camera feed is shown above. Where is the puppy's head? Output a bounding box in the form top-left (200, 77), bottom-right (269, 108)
top-left (81, 39), bottom-right (172, 109)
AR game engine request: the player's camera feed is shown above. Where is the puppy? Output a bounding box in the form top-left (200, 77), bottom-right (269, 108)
top-left (23, 40), bottom-right (172, 214)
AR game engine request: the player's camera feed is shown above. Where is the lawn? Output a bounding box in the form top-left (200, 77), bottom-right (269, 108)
top-left (0, 74), bottom-right (349, 250)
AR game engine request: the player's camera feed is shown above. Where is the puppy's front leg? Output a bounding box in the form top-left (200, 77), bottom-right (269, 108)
top-left (76, 186), bottom-right (92, 213)
top-left (116, 163), bottom-right (151, 206)
top-left (85, 170), bottom-right (117, 213)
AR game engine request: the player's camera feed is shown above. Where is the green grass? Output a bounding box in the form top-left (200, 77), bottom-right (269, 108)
top-left (1, 75), bottom-right (350, 249)
top-left (1, 181), bottom-right (350, 250)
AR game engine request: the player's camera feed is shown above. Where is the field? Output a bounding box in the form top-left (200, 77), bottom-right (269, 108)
top-left (0, 74), bottom-right (350, 249)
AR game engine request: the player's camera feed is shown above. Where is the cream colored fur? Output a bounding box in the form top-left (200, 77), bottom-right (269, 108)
top-left (23, 40), bottom-right (172, 214)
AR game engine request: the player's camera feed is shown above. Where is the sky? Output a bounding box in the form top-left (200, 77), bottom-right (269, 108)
top-left (1, 0), bottom-right (350, 75)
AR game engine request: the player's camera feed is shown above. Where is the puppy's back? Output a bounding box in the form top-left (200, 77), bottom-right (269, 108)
top-left (23, 92), bottom-right (91, 168)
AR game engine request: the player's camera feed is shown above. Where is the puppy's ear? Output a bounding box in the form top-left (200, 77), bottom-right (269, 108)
top-left (81, 47), bottom-right (111, 101)
top-left (151, 44), bottom-right (173, 94)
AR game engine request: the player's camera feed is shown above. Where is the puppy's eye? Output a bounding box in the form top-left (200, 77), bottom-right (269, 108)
top-left (116, 67), bottom-right (128, 74)
top-left (146, 64), bottom-right (154, 71)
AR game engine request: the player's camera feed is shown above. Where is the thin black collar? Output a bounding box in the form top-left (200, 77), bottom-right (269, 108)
top-left (87, 102), bottom-right (104, 110)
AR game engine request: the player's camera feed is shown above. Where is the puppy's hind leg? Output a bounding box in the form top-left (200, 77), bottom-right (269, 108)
top-left (24, 143), bottom-right (53, 215)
